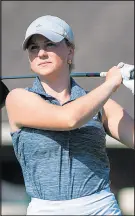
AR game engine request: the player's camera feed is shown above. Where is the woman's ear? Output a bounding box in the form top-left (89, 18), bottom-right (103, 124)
top-left (68, 46), bottom-right (74, 61)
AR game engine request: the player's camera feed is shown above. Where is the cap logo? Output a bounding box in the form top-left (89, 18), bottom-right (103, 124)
top-left (36, 24), bottom-right (42, 28)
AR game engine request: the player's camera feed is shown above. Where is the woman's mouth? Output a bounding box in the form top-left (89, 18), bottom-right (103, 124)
top-left (38, 62), bottom-right (51, 66)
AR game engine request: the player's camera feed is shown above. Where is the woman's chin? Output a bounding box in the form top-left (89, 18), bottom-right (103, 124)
top-left (36, 68), bottom-right (57, 77)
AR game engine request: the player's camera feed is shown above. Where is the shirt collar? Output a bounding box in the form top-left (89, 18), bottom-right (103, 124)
top-left (28, 76), bottom-right (86, 102)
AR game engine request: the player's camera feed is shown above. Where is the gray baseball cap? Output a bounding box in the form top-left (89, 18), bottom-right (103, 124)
top-left (22, 15), bottom-right (74, 50)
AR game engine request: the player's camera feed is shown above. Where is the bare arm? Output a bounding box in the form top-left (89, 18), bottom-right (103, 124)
top-left (5, 80), bottom-right (117, 132)
top-left (5, 66), bottom-right (122, 132)
top-left (102, 99), bottom-right (134, 149)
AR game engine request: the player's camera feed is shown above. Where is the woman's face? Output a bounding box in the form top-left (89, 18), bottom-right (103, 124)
top-left (27, 34), bottom-right (74, 77)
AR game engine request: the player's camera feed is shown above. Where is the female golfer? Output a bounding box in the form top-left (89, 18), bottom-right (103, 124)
top-left (5, 15), bottom-right (134, 215)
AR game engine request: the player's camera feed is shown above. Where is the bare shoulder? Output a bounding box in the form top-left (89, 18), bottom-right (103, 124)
top-left (6, 87), bottom-right (40, 108)
top-left (5, 87), bottom-right (45, 118)
top-left (6, 88), bottom-right (25, 105)
top-left (6, 88), bottom-right (33, 101)
top-left (5, 88), bottom-right (32, 132)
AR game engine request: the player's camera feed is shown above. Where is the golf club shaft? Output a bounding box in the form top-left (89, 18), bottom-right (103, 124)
top-left (0, 72), bottom-right (106, 80)
top-left (0, 70), bottom-right (134, 80)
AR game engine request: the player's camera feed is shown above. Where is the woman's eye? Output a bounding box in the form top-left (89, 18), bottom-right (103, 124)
top-left (46, 43), bottom-right (56, 47)
top-left (28, 42), bottom-right (56, 52)
top-left (28, 45), bottom-right (39, 51)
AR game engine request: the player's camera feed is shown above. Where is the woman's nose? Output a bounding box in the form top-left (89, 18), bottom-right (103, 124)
top-left (38, 48), bottom-right (48, 58)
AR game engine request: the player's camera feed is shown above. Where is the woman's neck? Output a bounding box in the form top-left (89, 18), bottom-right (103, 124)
top-left (40, 74), bottom-right (71, 104)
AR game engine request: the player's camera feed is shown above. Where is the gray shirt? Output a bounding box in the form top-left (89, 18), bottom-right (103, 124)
top-left (11, 77), bottom-right (110, 201)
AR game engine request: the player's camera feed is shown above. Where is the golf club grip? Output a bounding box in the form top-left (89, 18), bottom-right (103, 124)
top-left (100, 69), bottom-right (134, 79)
top-left (130, 69), bottom-right (134, 79)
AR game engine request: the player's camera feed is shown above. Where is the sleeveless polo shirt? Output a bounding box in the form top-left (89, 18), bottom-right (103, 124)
top-left (11, 77), bottom-right (110, 201)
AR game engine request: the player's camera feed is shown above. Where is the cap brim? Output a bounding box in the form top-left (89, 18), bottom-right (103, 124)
top-left (22, 30), bottom-right (64, 50)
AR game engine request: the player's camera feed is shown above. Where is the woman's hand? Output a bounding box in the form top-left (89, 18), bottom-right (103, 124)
top-left (117, 62), bottom-right (134, 94)
top-left (105, 66), bottom-right (122, 92)
top-left (123, 79), bottom-right (134, 94)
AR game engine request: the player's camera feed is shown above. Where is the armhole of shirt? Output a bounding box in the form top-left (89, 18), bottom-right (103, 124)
top-left (99, 108), bottom-right (103, 122)
top-left (25, 87), bottom-right (29, 91)
top-left (86, 90), bottom-right (103, 123)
